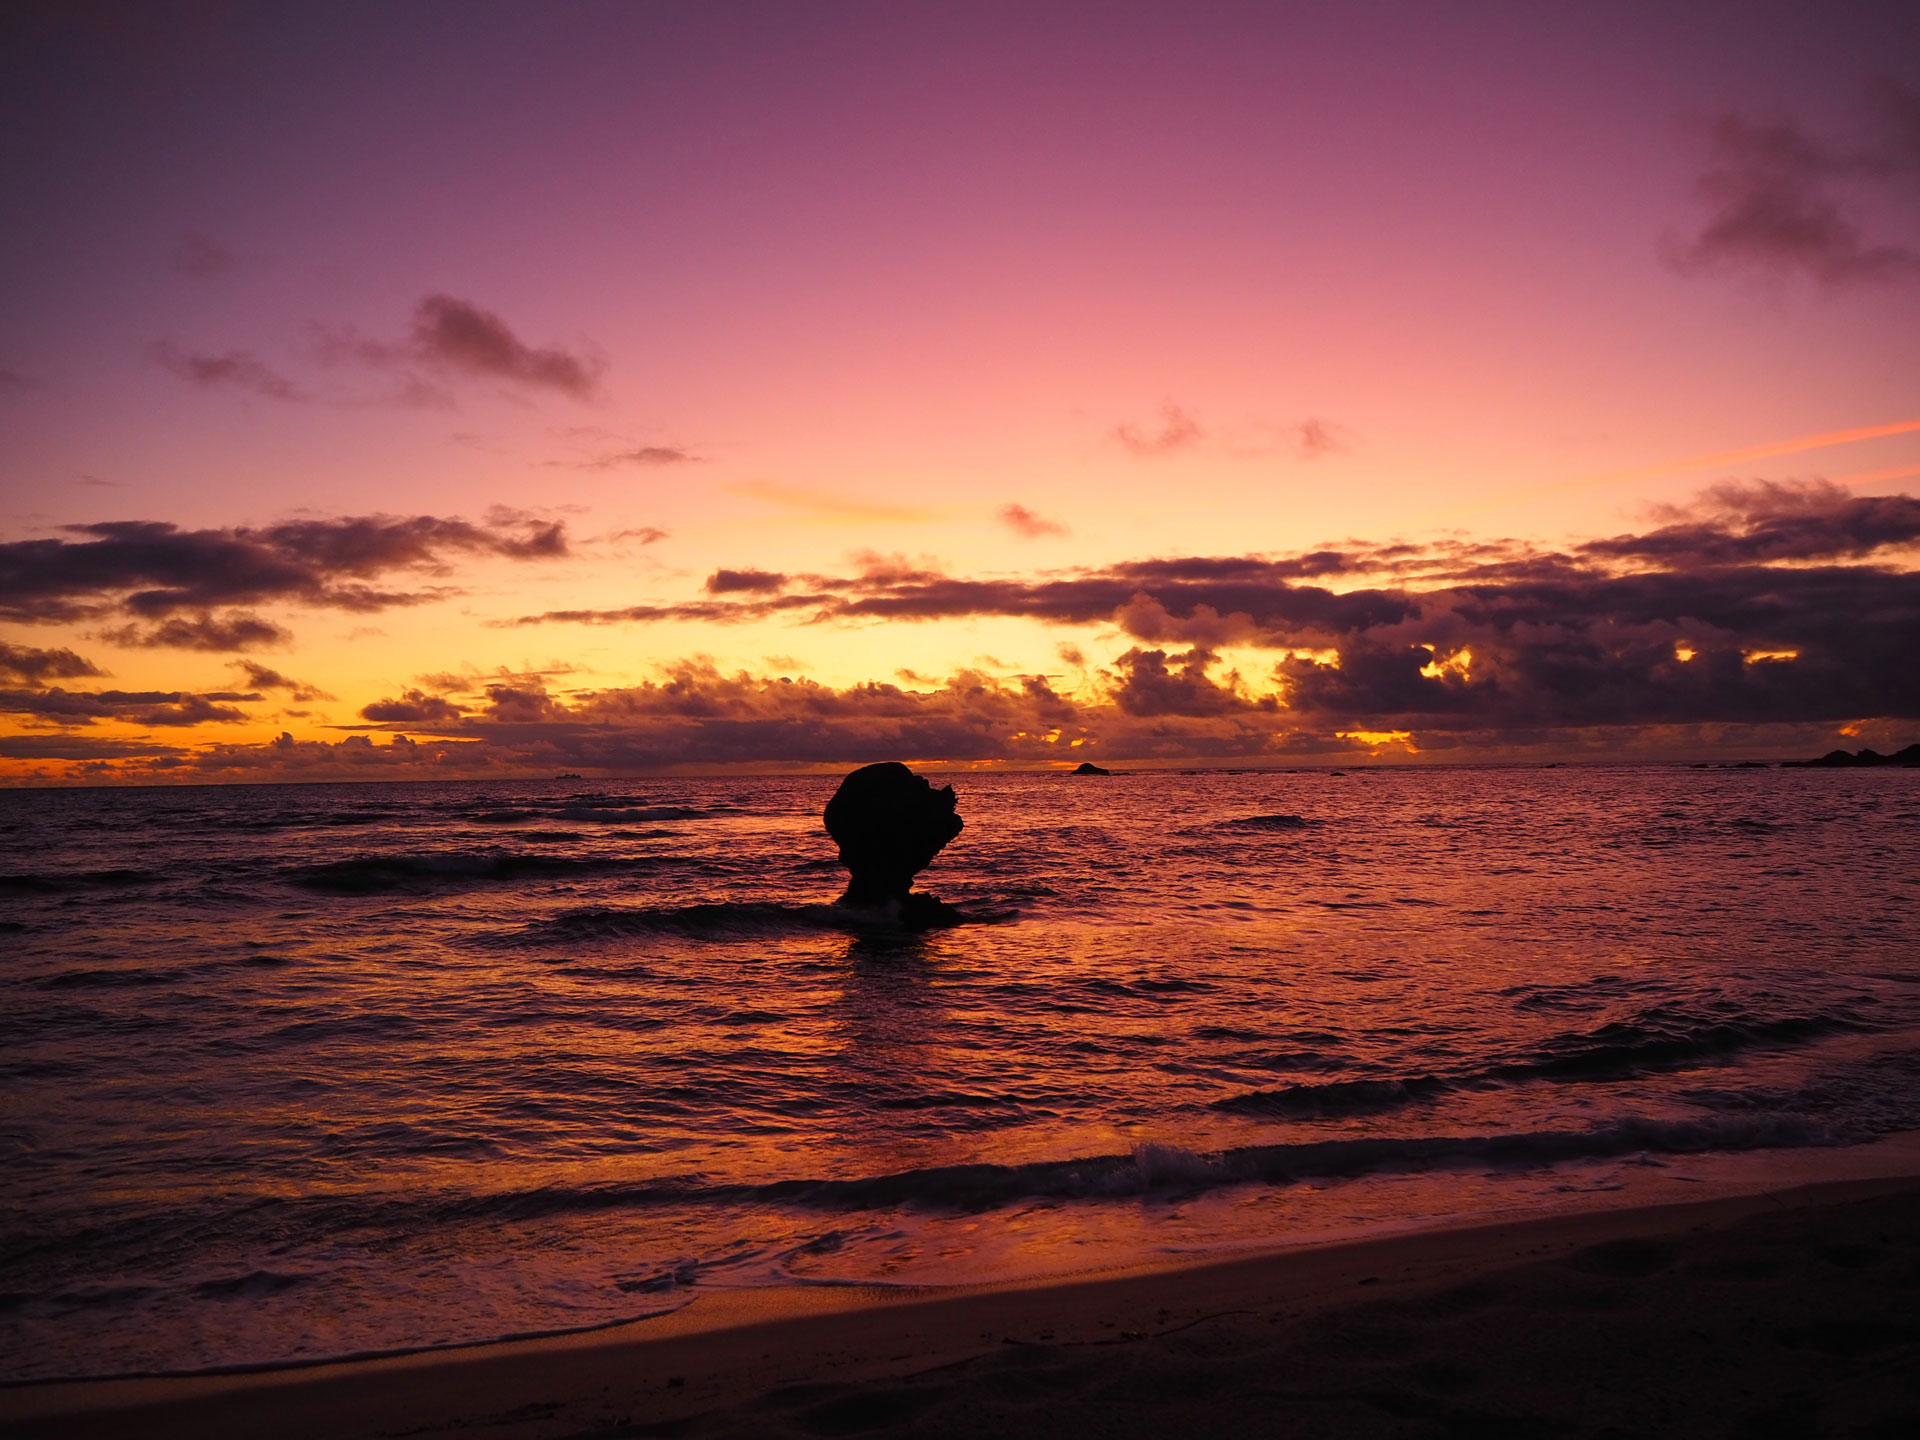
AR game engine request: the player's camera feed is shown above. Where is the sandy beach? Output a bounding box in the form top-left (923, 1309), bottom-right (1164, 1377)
top-left (8, 1167), bottom-right (1918, 1440)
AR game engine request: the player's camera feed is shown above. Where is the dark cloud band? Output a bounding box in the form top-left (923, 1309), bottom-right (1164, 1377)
top-left (1, 511), bottom-right (568, 644)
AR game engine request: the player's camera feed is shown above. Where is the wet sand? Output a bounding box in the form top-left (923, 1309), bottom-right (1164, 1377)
top-left (7, 1173), bottom-right (1918, 1440)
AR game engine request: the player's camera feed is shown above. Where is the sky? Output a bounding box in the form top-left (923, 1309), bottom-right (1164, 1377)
top-left (2, 0), bottom-right (1918, 783)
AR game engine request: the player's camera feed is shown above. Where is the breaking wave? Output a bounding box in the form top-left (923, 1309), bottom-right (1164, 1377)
top-left (264, 1107), bottom-right (1880, 1235)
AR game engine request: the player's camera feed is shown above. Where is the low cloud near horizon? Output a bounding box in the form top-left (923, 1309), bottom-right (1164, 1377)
top-left (4, 480), bottom-right (1916, 783)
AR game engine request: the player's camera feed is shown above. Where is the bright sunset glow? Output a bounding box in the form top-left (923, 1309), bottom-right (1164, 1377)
top-left (3, 3), bottom-right (1917, 783)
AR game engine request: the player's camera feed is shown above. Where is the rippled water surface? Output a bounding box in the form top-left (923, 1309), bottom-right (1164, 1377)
top-left (3, 766), bottom-right (1918, 1380)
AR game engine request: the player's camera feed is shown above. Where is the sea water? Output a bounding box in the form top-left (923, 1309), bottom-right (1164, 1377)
top-left (2, 766), bottom-right (1917, 1380)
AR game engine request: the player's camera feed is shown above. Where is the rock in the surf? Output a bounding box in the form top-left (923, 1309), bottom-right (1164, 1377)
top-left (823, 762), bottom-right (963, 923)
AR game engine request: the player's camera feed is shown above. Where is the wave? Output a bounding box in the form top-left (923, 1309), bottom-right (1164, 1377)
top-left (1501, 973), bottom-right (1665, 1014)
top-left (311, 811), bottom-right (405, 828)
top-left (1633, 815), bottom-right (1796, 848)
top-left (1213, 1003), bottom-right (1866, 1118)
top-left (407, 1108), bottom-right (1868, 1227)
top-left (0, 869), bottom-right (163, 895)
top-left (189, 1269), bottom-right (316, 1301)
top-left (1216, 814), bottom-right (1313, 830)
top-left (510, 901), bottom-right (854, 945)
top-left (470, 803), bottom-right (720, 825)
top-left (1495, 1005), bottom-right (1863, 1083)
top-left (281, 852), bottom-right (694, 895)
top-left (34, 967), bottom-right (179, 991)
top-left (11, 1052), bottom-right (1914, 1355)
top-left (1215, 1075), bottom-right (1450, 1119)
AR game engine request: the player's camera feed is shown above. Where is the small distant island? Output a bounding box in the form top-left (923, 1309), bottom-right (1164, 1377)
top-left (1782, 745), bottom-right (1920, 768)
top-left (1071, 761), bottom-right (1111, 775)
top-left (554, 772), bottom-right (582, 779)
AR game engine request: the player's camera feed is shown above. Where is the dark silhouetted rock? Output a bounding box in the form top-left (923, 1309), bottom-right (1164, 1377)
top-left (1071, 761), bottom-right (1111, 775)
top-left (1785, 744), bottom-right (1920, 768)
top-left (823, 762), bottom-right (963, 924)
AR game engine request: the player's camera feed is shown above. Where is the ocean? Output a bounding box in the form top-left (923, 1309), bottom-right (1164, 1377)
top-left (2, 765), bottom-right (1917, 1383)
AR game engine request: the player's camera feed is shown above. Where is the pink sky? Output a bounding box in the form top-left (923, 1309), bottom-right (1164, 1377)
top-left (3, 1), bottom-right (1917, 781)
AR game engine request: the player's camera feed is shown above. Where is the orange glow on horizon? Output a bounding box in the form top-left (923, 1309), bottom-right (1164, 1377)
top-left (1338, 730), bottom-right (1416, 747)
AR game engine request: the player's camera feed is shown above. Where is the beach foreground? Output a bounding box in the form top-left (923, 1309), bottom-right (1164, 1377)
top-left (9, 1173), bottom-right (1918, 1440)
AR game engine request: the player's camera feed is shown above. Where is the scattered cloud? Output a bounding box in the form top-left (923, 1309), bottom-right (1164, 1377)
top-left (2, 511), bottom-right (568, 631)
top-left (231, 660), bottom-right (333, 702)
top-left (1113, 403), bottom-right (1204, 457)
top-left (0, 734), bottom-right (189, 762)
top-left (1229, 417), bottom-right (1353, 460)
top-left (171, 232), bottom-right (239, 279)
top-left (1671, 81), bottom-right (1920, 287)
top-left (606, 526), bottom-right (670, 546)
top-left (1291, 418), bottom-right (1347, 457)
top-left (149, 342), bottom-right (303, 401)
top-left (100, 613), bottom-right (292, 652)
top-left (0, 687), bottom-right (254, 727)
top-left (324, 294), bottom-right (604, 400)
top-left (408, 664), bottom-right (584, 698)
top-left (1108, 645), bottom-right (1268, 718)
top-left (498, 597), bottom-right (810, 628)
top-left (566, 445), bottom-right (700, 469)
top-left (1590, 479), bottom-right (1920, 566)
top-left (998, 503), bottom-right (1070, 538)
top-left (360, 688), bottom-right (467, 723)
top-left (0, 641), bottom-right (103, 685)
top-left (410, 294), bottom-right (601, 396)
top-left (705, 567), bottom-right (788, 594)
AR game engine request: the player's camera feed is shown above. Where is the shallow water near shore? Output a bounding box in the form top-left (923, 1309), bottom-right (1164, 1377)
top-left (2, 765), bottom-right (1918, 1381)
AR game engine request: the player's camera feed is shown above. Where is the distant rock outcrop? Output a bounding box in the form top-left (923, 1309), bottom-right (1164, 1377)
top-left (1783, 744), bottom-right (1920, 768)
top-left (823, 762), bottom-right (963, 925)
top-left (1071, 761), bottom-right (1111, 775)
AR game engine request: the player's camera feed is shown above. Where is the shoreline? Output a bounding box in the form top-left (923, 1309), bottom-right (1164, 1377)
top-left (9, 1160), bottom-right (1919, 1439)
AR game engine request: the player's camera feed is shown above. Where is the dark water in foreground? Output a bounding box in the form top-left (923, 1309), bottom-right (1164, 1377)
top-left (2, 766), bottom-right (1918, 1382)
